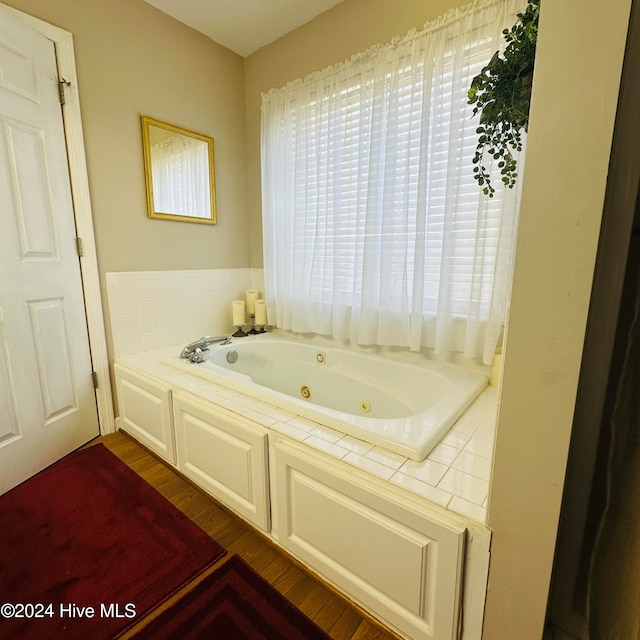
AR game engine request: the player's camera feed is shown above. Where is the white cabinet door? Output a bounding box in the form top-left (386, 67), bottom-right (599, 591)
top-left (274, 440), bottom-right (465, 640)
top-left (173, 392), bottom-right (270, 531)
top-left (114, 364), bottom-right (175, 464)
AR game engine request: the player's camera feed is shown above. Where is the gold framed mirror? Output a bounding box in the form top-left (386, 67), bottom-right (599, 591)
top-left (141, 115), bottom-right (217, 224)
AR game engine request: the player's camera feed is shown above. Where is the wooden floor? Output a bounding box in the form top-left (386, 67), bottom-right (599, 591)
top-left (92, 431), bottom-right (400, 640)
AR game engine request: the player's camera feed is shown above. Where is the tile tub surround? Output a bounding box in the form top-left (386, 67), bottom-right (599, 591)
top-left (116, 346), bottom-right (497, 523)
top-left (106, 269), bottom-right (265, 356)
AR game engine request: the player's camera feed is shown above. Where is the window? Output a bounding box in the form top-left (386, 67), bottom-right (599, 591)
top-left (261, 0), bottom-right (525, 364)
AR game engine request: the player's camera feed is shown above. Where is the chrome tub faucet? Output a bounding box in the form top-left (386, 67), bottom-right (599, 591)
top-left (180, 335), bottom-right (232, 363)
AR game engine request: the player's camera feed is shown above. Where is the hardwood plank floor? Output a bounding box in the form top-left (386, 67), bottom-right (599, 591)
top-left (91, 431), bottom-right (400, 640)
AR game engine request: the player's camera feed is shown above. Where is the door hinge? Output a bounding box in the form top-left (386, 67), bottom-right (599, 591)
top-left (92, 371), bottom-right (98, 389)
top-left (58, 78), bottom-right (71, 105)
top-left (76, 237), bottom-right (84, 257)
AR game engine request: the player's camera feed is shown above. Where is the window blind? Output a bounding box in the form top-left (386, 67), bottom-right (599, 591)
top-left (261, 0), bottom-right (525, 363)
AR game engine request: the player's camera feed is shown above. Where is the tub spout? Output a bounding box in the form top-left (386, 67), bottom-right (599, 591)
top-left (180, 335), bottom-right (232, 363)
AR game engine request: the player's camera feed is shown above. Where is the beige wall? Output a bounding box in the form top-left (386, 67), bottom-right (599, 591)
top-left (3, 0), bottom-right (250, 273)
top-left (3, 0), bottom-right (250, 363)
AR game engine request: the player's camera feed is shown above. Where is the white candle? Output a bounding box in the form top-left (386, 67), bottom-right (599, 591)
top-left (245, 289), bottom-right (258, 315)
top-left (232, 300), bottom-right (245, 326)
top-left (254, 299), bottom-right (267, 325)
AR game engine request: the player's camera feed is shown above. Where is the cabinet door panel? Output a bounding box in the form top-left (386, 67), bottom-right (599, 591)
top-left (174, 392), bottom-right (269, 531)
top-left (274, 440), bottom-right (465, 640)
top-left (288, 469), bottom-right (432, 616)
top-left (115, 364), bottom-right (174, 464)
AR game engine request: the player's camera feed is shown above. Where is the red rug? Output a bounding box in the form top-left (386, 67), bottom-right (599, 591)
top-left (132, 555), bottom-right (332, 639)
top-left (0, 444), bottom-right (226, 639)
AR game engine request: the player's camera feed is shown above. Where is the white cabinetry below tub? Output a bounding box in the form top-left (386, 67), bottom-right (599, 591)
top-left (273, 439), bottom-right (466, 640)
top-left (114, 364), bottom-right (175, 464)
top-left (112, 358), bottom-right (490, 640)
top-left (173, 392), bottom-right (270, 532)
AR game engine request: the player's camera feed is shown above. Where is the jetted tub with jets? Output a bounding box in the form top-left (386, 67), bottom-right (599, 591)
top-left (165, 332), bottom-right (487, 461)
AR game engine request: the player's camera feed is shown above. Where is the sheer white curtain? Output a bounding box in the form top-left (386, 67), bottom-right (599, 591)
top-left (151, 135), bottom-right (210, 218)
top-left (261, 0), bottom-right (525, 364)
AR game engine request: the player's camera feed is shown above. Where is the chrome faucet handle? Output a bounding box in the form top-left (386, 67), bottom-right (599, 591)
top-left (189, 347), bottom-right (205, 364)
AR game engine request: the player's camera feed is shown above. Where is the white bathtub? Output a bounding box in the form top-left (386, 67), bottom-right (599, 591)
top-left (165, 333), bottom-right (487, 461)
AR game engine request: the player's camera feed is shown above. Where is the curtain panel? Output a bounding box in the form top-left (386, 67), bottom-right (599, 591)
top-left (261, 0), bottom-right (525, 364)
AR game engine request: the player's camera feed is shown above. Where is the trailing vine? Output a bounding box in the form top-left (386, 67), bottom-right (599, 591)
top-left (468, 0), bottom-right (540, 197)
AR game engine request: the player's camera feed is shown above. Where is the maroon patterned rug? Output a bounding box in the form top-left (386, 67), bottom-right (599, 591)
top-left (132, 555), bottom-right (332, 639)
top-left (0, 444), bottom-right (226, 639)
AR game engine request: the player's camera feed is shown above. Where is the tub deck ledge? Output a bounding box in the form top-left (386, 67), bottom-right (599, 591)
top-left (116, 345), bottom-right (497, 524)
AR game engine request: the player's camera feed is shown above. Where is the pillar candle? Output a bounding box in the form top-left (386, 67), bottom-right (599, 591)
top-left (254, 299), bottom-right (267, 325)
top-left (232, 300), bottom-right (245, 326)
top-left (245, 289), bottom-right (258, 314)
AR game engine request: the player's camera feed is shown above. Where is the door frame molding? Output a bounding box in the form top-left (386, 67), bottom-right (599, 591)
top-left (4, 4), bottom-right (115, 435)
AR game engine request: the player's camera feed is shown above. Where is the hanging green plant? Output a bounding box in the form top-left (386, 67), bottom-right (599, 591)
top-left (468, 0), bottom-right (540, 197)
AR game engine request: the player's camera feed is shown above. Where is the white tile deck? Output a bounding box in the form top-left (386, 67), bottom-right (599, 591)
top-left (117, 346), bottom-right (498, 524)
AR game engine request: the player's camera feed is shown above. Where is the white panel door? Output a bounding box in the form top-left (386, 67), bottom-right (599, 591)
top-left (0, 6), bottom-right (99, 493)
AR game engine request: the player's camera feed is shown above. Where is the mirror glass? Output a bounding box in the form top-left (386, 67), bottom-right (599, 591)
top-left (141, 115), bottom-right (217, 224)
